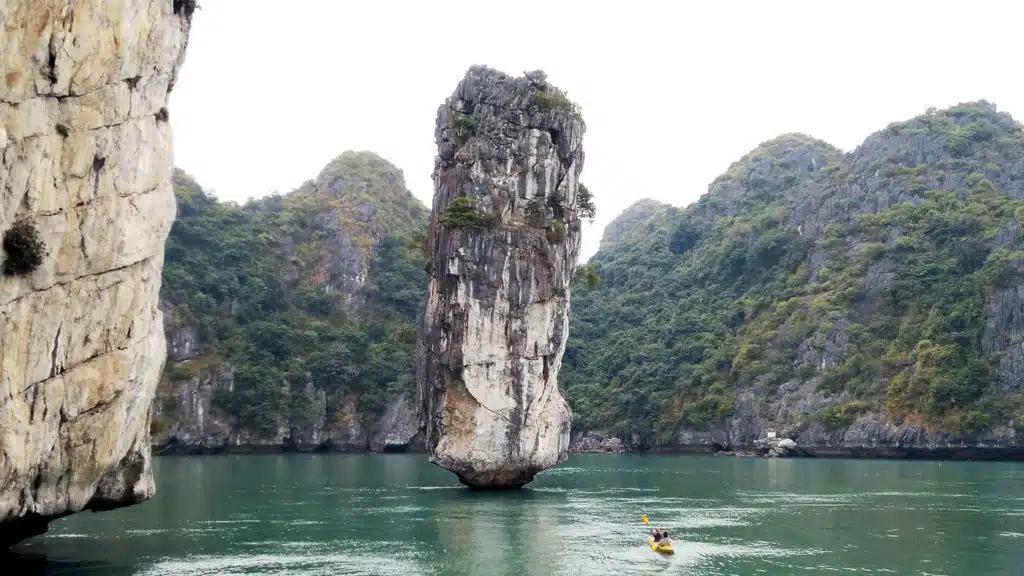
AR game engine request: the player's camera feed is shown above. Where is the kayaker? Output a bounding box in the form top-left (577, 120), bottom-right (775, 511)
top-left (651, 528), bottom-right (662, 542)
top-left (661, 531), bottom-right (673, 546)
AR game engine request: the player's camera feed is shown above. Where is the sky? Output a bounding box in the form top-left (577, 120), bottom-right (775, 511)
top-left (169, 1), bottom-right (1024, 261)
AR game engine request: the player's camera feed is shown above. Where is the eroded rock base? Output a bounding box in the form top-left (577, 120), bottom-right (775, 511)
top-left (0, 515), bottom-right (55, 549)
top-left (451, 468), bottom-right (544, 491)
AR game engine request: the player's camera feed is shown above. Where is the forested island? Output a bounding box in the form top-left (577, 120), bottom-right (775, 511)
top-left (153, 101), bottom-right (1024, 459)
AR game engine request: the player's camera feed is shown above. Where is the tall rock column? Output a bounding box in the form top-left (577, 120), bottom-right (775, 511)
top-left (418, 66), bottom-right (586, 489)
top-left (0, 1), bottom-right (192, 546)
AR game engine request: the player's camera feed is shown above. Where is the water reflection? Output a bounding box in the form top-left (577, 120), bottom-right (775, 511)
top-left (433, 488), bottom-right (565, 575)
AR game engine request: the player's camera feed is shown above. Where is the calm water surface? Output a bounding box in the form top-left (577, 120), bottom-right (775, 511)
top-left (8, 454), bottom-right (1023, 575)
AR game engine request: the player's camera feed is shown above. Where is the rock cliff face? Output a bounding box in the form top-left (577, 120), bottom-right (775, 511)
top-left (152, 350), bottom-right (421, 454)
top-left (152, 155), bottom-right (428, 454)
top-left (0, 0), bottom-right (192, 546)
top-left (418, 66), bottom-right (587, 488)
top-left (564, 102), bottom-right (1024, 458)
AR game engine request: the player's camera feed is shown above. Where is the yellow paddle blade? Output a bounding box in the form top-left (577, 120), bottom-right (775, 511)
top-left (640, 515), bottom-right (649, 525)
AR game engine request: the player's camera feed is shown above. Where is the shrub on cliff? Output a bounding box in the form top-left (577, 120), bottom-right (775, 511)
top-left (526, 199), bottom-right (548, 227)
top-left (572, 265), bottom-right (600, 288)
top-left (439, 196), bottom-right (496, 230)
top-left (534, 87), bottom-right (581, 119)
top-left (577, 184), bottom-right (596, 221)
top-left (452, 113), bottom-right (476, 145)
top-left (546, 221), bottom-right (567, 244)
top-left (819, 401), bottom-right (872, 429)
top-left (2, 219), bottom-right (46, 276)
top-left (173, 0), bottom-right (199, 18)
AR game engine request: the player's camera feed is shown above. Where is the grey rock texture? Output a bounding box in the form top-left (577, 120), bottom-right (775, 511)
top-left (752, 436), bottom-right (798, 457)
top-left (0, 0), bottom-right (192, 546)
top-left (370, 394), bottom-right (421, 452)
top-left (418, 66), bottom-right (587, 488)
top-left (569, 432), bottom-right (625, 453)
top-left (791, 102), bottom-right (1024, 237)
top-left (152, 358), bottom-right (421, 454)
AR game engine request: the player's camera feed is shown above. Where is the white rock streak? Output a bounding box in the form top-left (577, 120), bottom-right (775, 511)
top-left (419, 67), bottom-right (585, 488)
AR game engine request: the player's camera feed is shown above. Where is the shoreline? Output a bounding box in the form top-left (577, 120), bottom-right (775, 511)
top-left (152, 442), bottom-right (425, 456)
top-left (151, 443), bottom-right (1024, 461)
top-left (680, 445), bottom-right (1024, 461)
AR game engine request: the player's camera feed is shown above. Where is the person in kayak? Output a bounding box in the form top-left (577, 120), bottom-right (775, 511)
top-left (660, 531), bottom-right (673, 546)
top-left (651, 528), bottom-right (663, 542)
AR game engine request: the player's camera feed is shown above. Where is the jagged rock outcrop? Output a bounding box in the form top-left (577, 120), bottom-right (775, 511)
top-left (151, 354), bottom-right (422, 454)
top-left (0, 0), bottom-right (192, 546)
top-left (752, 436), bottom-right (799, 457)
top-left (569, 432), bottom-right (626, 453)
top-left (153, 381), bottom-right (422, 453)
top-left (418, 66), bottom-right (587, 489)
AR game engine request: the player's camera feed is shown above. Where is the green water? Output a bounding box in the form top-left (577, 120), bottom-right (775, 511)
top-left (8, 454), bottom-right (1023, 575)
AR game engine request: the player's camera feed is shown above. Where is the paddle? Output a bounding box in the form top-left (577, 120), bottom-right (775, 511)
top-left (641, 514), bottom-right (676, 553)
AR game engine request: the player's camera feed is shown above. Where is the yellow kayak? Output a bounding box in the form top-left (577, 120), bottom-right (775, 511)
top-left (647, 535), bottom-right (675, 554)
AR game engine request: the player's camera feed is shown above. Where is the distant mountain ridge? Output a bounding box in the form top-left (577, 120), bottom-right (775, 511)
top-left (562, 101), bottom-right (1024, 456)
top-left (153, 151), bottom-right (428, 453)
top-left (153, 103), bottom-right (1024, 458)
top-left (599, 198), bottom-right (674, 249)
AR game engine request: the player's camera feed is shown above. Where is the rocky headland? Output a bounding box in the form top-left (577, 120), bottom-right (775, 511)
top-left (0, 0), bottom-right (193, 546)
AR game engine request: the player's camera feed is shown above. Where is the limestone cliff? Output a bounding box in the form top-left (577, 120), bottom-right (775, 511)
top-left (0, 0), bottom-right (192, 546)
top-left (418, 66), bottom-right (587, 488)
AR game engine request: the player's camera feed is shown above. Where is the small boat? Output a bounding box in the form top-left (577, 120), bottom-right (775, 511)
top-left (647, 535), bottom-right (675, 554)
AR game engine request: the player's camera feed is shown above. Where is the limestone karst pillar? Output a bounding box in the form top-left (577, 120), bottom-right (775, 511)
top-left (418, 66), bottom-right (587, 489)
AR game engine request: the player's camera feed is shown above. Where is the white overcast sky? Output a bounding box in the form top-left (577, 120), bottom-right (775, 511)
top-left (169, 1), bottom-right (1024, 261)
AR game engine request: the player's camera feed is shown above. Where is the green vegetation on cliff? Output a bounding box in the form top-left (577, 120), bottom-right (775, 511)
top-left (160, 152), bottom-right (428, 437)
top-left (562, 102), bottom-right (1024, 446)
top-left (158, 104), bottom-right (1024, 450)
top-left (2, 219), bottom-right (47, 276)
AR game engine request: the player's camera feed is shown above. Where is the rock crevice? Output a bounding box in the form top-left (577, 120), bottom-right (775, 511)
top-left (418, 66), bottom-right (586, 489)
